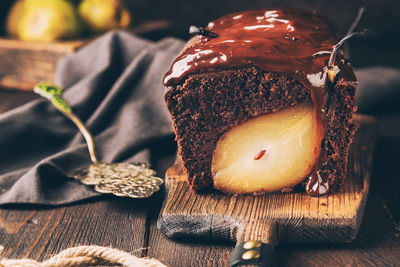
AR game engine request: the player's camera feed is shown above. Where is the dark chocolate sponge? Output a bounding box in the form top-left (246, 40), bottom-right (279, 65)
top-left (165, 67), bottom-right (358, 192)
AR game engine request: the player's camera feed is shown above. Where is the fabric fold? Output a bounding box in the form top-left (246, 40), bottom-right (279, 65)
top-left (0, 31), bottom-right (184, 205)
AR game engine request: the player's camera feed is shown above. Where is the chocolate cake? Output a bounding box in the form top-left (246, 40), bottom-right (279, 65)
top-left (163, 9), bottom-right (358, 196)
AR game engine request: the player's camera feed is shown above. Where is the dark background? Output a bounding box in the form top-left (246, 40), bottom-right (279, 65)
top-left (1, 0), bottom-right (400, 69)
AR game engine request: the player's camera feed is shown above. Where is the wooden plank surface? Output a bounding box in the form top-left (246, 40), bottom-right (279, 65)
top-left (0, 89), bottom-right (399, 267)
top-left (0, 20), bottom-right (172, 91)
top-left (0, 40), bottom-right (82, 91)
top-left (0, 197), bottom-right (151, 260)
top-left (159, 115), bottom-right (375, 247)
top-left (149, 192), bottom-right (400, 267)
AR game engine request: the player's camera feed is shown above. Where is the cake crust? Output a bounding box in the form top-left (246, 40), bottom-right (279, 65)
top-left (165, 67), bottom-right (357, 193)
top-left (163, 9), bottom-right (358, 196)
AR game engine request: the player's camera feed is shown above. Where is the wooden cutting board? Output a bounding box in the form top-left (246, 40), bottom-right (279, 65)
top-left (158, 114), bottom-right (375, 266)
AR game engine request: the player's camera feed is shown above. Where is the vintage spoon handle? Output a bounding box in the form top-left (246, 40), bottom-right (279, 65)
top-left (33, 82), bottom-right (98, 163)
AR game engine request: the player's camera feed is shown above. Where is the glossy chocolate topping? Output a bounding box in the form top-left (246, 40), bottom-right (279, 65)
top-left (164, 8), bottom-right (357, 196)
top-left (164, 9), bottom-right (356, 87)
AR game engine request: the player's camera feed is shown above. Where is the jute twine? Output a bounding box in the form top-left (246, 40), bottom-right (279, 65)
top-left (0, 245), bottom-right (168, 267)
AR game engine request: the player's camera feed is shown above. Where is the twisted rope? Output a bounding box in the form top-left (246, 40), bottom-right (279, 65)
top-left (0, 245), bottom-right (167, 267)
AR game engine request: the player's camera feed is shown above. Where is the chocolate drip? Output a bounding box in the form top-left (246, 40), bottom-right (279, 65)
top-left (306, 170), bottom-right (329, 197)
top-left (163, 8), bottom-right (357, 197)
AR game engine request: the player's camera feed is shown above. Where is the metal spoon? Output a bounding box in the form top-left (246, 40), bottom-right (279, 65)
top-left (34, 82), bottom-right (163, 198)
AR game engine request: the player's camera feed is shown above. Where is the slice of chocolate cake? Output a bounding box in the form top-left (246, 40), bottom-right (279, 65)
top-left (163, 9), bottom-right (358, 197)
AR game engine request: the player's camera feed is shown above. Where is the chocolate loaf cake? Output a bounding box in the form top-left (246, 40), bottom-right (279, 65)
top-left (163, 9), bottom-right (358, 196)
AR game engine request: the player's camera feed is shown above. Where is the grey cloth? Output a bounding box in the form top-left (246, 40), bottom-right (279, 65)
top-left (0, 31), bottom-right (184, 205)
top-left (0, 30), bottom-right (399, 205)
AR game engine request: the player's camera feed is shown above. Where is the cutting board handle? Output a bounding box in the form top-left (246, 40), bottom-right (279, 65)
top-left (229, 220), bottom-right (277, 267)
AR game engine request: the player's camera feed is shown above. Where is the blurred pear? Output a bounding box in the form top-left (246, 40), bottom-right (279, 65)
top-left (79, 0), bottom-right (131, 33)
top-left (17, 0), bottom-right (81, 42)
top-left (6, 0), bottom-right (24, 36)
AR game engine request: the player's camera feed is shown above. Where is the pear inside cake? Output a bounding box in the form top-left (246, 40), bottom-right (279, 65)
top-left (212, 103), bottom-right (321, 194)
top-left (164, 9), bottom-right (359, 196)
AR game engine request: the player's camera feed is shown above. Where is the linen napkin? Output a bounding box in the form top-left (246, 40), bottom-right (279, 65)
top-left (0, 31), bottom-right (184, 205)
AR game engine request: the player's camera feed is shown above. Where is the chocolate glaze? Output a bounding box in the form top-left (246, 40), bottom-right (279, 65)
top-left (164, 9), bottom-right (357, 196)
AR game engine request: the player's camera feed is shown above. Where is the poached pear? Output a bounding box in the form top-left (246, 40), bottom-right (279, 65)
top-left (17, 0), bottom-right (81, 42)
top-left (78, 0), bottom-right (131, 33)
top-left (6, 0), bottom-right (24, 36)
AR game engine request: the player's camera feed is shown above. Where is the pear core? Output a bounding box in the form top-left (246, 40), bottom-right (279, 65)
top-left (212, 103), bottom-right (320, 194)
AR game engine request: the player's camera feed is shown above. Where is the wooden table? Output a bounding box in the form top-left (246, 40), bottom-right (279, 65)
top-left (0, 89), bottom-right (399, 267)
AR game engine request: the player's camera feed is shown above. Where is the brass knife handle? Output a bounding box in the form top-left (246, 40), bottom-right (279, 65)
top-left (228, 240), bottom-right (276, 267)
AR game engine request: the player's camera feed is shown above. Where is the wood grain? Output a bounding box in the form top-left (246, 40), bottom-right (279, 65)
top-left (0, 20), bottom-right (172, 91)
top-left (158, 115), bottom-right (376, 249)
top-left (0, 197), bottom-right (151, 260)
top-left (0, 39), bottom-right (82, 91)
top-left (1, 90), bottom-right (399, 267)
top-left (276, 194), bottom-right (400, 267)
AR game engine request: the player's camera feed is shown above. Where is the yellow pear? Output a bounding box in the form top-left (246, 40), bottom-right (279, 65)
top-left (78, 0), bottom-right (131, 33)
top-left (6, 0), bottom-right (24, 36)
top-left (212, 103), bottom-right (321, 194)
top-left (17, 0), bottom-right (81, 42)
